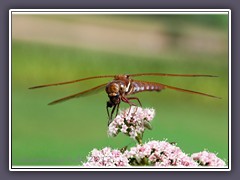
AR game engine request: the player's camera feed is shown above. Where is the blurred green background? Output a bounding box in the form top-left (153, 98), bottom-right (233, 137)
top-left (12, 14), bottom-right (229, 166)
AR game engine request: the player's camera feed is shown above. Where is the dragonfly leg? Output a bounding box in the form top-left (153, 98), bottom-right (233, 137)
top-left (127, 97), bottom-right (142, 107)
top-left (106, 101), bottom-right (112, 119)
top-left (107, 101), bottom-right (114, 125)
top-left (121, 96), bottom-right (137, 106)
top-left (121, 96), bottom-right (138, 117)
top-left (127, 97), bottom-right (142, 115)
top-left (107, 101), bottom-right (121, 126)
top-left (115, 102), bottom-right (120, 118)
top-left (108, 105), bottom-right (117, 125)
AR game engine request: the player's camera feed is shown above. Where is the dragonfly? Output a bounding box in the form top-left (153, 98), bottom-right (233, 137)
top-left (29, 73), bottom-right (220, 125)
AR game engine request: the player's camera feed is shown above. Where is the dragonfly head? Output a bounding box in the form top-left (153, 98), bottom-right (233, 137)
top-left (106, 81), bottom-right (128, 125)
top-left (106, 82), bottom-right (122, 105)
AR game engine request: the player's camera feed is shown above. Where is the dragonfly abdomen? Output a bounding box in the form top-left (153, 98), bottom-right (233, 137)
top-left (130, 81), bottom-right (165, 94)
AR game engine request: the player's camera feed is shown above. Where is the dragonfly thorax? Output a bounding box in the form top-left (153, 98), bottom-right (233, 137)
top-left (106, 81), bottom-right (127, 97)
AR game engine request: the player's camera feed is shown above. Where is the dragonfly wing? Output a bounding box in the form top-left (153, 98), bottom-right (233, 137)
top-left (128, 73), bottom-right (217, 77)
top-left (29, 75), bottom-right (114, 89)
top-left (159, 82), bottom-right (221, 99)
top-left (48, 83), bottom-right (107, 105)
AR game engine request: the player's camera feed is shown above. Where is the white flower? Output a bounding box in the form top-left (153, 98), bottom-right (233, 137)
top-left (124, 140), bottom-right (198, 167)
top-left (108, 107), bottom-right (155, 141)
top-left (191, 150), bottom-right (226, 167)
top-left (83, 147), bottom-right (129, 167)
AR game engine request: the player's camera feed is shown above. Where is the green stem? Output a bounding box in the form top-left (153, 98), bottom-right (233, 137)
top-left (136, 133), bottom-right (143, 145)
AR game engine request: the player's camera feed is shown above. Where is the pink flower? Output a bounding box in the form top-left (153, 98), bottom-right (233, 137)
top-left (191, 150), bottom-right (226, 167)
top-left (83, 147), bottom-right (129, 167)
top-left (124, 140), bottom-right (198, 167)
top-left (83, 107), bottom-right (227, 168)
top-left (108, 107), bottom-right (155, 141)
top-left (82, 143), bottom-right (226, 167)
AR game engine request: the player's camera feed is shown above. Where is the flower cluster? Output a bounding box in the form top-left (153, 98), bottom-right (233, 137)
top-left (82, 107), bottom-right (227, 168)
top-left (124, 140), bottom-right (198, 167)
top-left (191, 151), bottom-right (226, 167)
top-left (82, 141), bottom-right (226, 167)
top-left (108, 107), bottom-right (155, 142)
top-left (83, 147), bottom-right (129, 167)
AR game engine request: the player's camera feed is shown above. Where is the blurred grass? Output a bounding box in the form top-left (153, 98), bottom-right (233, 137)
top-left (12, 35), bottom-right (228, 165)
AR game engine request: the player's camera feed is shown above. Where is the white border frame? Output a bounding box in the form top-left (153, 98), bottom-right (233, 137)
top-left (9, 9), bottom-right (231, 171)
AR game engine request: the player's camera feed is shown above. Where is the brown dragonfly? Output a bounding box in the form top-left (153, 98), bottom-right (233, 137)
top-left (29, 73), bottom-right (220, 125)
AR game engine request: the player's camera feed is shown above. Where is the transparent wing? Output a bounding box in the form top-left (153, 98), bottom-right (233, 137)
top-left (48, 83), bottom-right (107, 105)
top-left (157, 82), bottom-right (221, 99)
top-left (128, 73), bottom-right (217, 78)
top-left (29, 75), bottom-right (114, 89)
top-left (29, 73), bottom-right (217, 89)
